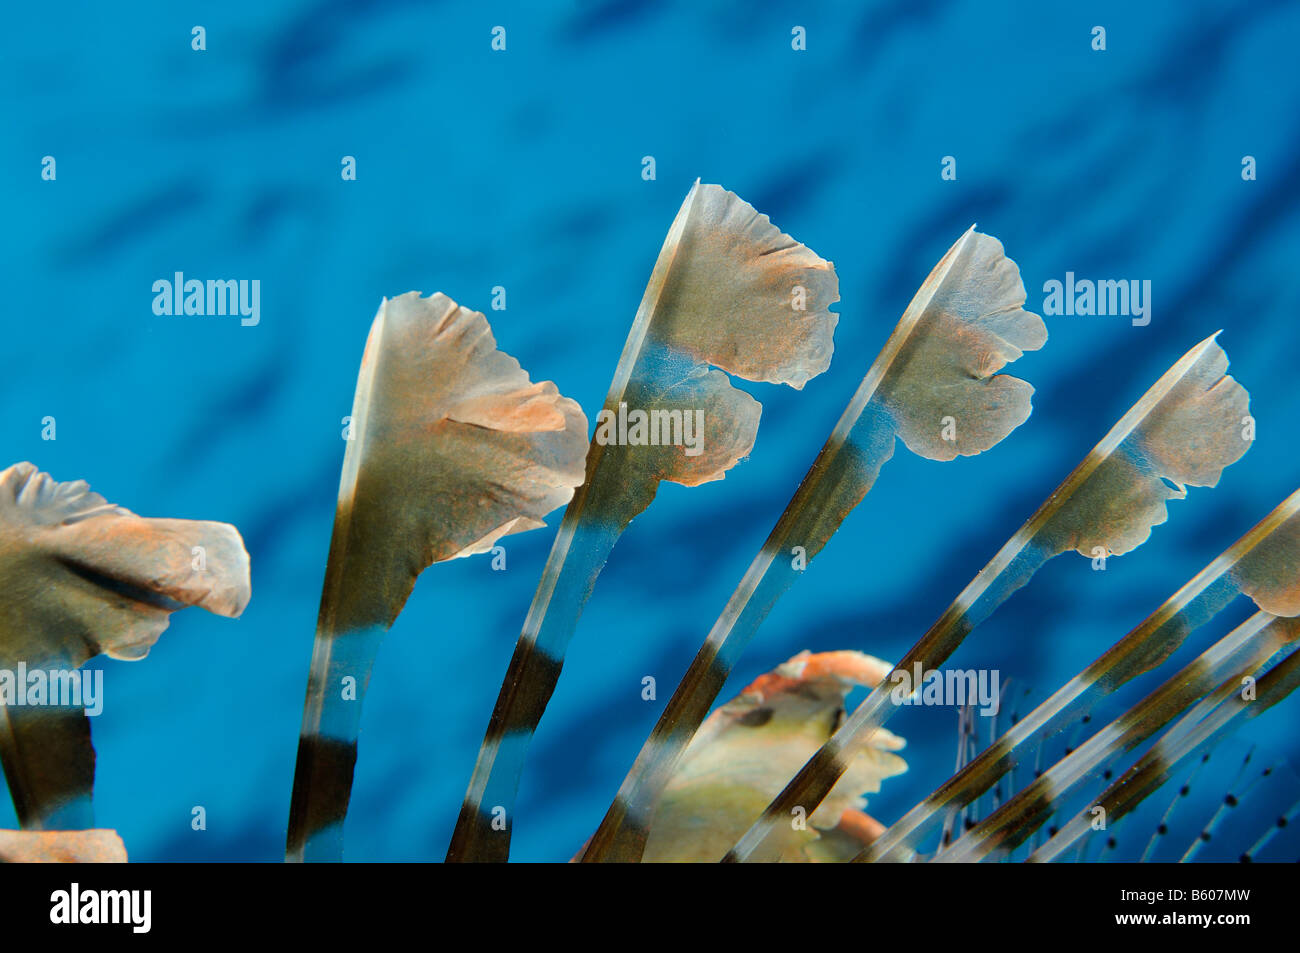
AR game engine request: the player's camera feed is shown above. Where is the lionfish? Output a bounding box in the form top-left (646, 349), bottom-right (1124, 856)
top-left (2, 181), bottom-right (1296, 863)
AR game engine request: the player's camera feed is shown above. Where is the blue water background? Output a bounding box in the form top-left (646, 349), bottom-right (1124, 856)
top-left (3, 1), bottom-right (1299, 861)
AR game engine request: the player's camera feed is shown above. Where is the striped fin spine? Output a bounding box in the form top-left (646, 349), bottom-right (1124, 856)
top-left (448, 182), bottom-right (839, 862)
top-left (584, 228), bottom-right (1045, 862)
top-left (936, 612), bottom-right (1300, 862)
top-left (285, 293), bottom-right (587, 861)
top-left (858, 488), bottom-right (1300, 862)
top-left (1030, 642), bottom-right (1300, 862)
top-left (0, 463), bottom-right (249, 831)
top-left (726, 333), bottom-right (1252, 862)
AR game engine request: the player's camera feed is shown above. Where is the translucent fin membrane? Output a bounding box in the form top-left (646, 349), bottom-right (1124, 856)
top-left (1139, 755), bottom-right (1209, 862)
top-left (1178, 754), bottom-right (1270, 862)
top-left (584, 228), bottom-right (1045, 862)
top-left (858, 488), bottom-right (1300, 862)
top-left (0, 463), bottom-right (250, 831)
top-left (285, 293), bottom-right (587, 862)
top-left (448, 183), bottom-right (839, 862)
top-left (1240, 789), bottom-right (1300, 862)
top-left (726, 334), bottom-right (1251, 862)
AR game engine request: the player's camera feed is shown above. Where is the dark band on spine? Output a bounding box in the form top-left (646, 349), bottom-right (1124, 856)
top-left (286, 734), bottom-right (358, 855)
